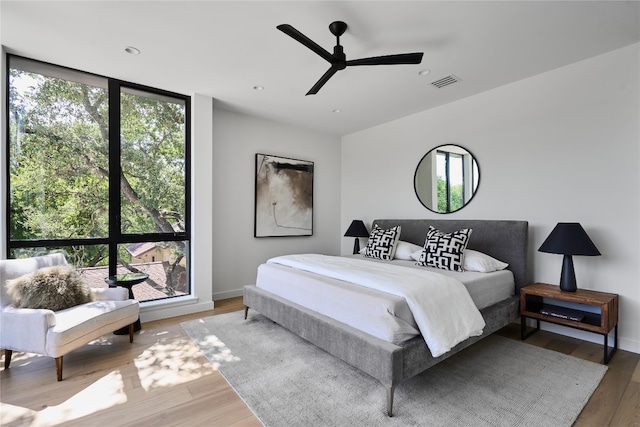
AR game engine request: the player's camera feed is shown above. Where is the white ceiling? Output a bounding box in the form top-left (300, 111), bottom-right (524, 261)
top-left (2, 1), bottom-right (639, 137)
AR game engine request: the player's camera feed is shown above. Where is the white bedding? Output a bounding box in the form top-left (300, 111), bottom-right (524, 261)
top-left (367, 257), bottom-right (515, 310)
top-left (263, 254), bottom-right (488, 357)
top-left (256, 262), bottom-right (421, 344)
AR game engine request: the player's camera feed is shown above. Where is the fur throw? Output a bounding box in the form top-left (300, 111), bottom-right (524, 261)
top-left (7, 265), bottom-right (93, 311)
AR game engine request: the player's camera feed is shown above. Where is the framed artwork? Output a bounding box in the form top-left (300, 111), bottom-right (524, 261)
top-left (255, 153), bottom-right (314, 237)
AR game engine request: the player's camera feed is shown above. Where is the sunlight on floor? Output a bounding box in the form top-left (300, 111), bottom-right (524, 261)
top-left (134, 335), bottom-right (215, 390)
top-left (7, 371), bottom-right (127, 427)
top-left (188, 318), bottom-right (242, 370)
top-left (0, 328), bottom-right (221, 425)
top-left (1, 308), bottom-right (257, 426)
top-left (0, 402), bottom-right (36, 426)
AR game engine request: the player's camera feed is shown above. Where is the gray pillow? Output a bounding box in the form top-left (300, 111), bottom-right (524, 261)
top-left (7, 265), bottom-right (93, 311)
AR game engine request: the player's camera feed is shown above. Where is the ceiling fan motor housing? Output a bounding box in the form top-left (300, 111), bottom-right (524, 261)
top-left (329, 21), bottom-right (348, 38)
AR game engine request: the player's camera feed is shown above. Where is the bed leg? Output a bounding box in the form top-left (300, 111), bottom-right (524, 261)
top-left (244, 306), bottom-right (249, 320)
top-left (386, 385), bottom-right (396, 417)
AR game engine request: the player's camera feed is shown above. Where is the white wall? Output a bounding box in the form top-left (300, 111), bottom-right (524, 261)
top-left (341, 44), bottom-right (640, 353)
top-left (212, 106), bottom-right (342, 300)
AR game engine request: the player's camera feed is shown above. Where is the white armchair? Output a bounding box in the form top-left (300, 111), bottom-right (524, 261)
top-left (0, 253), bottom-right (140, 381)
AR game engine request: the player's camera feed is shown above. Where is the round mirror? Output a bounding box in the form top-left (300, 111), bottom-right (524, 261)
top-left (414, 144), bottom-right (480, 214)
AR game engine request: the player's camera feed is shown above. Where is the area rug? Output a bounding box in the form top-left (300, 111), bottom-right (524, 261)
top-left (181, 312), bottom-right (607, 427)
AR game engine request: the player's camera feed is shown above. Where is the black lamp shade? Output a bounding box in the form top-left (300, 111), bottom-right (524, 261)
top-left (344, 220), bottom-right (369, 254)
top-left (538, 223), bottom-right (601, 256)
top-left (538, 223), bottom-right (600, 292)
top-left (344, 220), bottom-right (369, 238)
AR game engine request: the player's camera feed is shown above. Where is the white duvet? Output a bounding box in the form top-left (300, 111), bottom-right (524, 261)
top-left (267, 254), bottom-right (486, 357)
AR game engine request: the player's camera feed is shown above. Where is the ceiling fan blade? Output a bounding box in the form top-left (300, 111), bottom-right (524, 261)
top-left (306, 67), bottom-right (339, 95)
top-left (277, 24), bottom-right (335, 63)
top-left (346, 52), bottom-right (424, 66)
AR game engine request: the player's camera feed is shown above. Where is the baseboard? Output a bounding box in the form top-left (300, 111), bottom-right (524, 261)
top-left (140, 300), bottom-right (214, 323)
top-left (213, 288), bottom-right (244, 301)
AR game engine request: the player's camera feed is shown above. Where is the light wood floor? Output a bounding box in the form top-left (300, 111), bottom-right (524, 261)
top-left (1, 297), bottom-right (638, 426)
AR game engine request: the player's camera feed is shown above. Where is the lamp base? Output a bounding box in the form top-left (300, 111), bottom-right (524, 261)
top-left (559, 254), bottom-right (577, 292)
top-left (353, 238), bottom-right (360, 255)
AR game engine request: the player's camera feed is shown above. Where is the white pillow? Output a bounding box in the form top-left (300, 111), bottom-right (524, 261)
top-left (394, 241), bottom-right (423, 260)
top-left (463, 250), bottom-right (509, 273)
top-left (411, 249), bottom-right (509, 273)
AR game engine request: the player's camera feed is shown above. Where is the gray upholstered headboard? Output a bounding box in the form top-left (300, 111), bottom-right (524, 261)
top-left (373, 219), bottom-right (529, 293)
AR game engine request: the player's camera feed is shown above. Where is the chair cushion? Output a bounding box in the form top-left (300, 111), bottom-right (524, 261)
top-left (46, 299), bottom-right (139, 357)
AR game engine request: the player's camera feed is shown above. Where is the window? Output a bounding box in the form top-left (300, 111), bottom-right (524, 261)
top-left (7, 56), bottom-right (190, 303)
top-left (436, 148), bottom-right (478, 213)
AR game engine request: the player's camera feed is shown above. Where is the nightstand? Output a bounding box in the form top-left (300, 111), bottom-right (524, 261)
top-left (520, 283), bottom-right (618, 364)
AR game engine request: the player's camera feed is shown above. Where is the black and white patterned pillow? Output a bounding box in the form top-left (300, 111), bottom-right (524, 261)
top-left (363, 225), bottom-right (401, 261)
top-left (416, 226), bottom-right (472, 272)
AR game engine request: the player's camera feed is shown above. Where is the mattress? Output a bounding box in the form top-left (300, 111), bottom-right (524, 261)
top-left (380, 258), bottom-right (515, 310)
top-left (255, 257), bottom-right (514, 345)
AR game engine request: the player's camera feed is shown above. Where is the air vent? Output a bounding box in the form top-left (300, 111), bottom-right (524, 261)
top-left (430, 75), bottom-right (462, 89)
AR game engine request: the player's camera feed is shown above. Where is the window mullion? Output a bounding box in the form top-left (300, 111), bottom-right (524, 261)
top-left (108, 79), bottom-right (121, 277)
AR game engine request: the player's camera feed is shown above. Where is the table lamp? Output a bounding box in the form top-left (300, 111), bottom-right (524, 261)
top-left (538, 222), bottom-right (601, 292)
top-left (344, 220), bottom-right (369, 254)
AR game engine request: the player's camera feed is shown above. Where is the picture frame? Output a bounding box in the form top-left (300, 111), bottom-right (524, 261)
top-left (254, 153), bottom-right (314, 237)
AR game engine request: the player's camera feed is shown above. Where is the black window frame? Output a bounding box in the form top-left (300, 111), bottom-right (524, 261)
top-left (5, 54), bottom-right (191, 296)
top-left (437, 149), bottom-right (465, 213)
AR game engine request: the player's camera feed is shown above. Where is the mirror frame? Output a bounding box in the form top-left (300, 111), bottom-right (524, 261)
top-left (413, 144), bottom-right (480, 214)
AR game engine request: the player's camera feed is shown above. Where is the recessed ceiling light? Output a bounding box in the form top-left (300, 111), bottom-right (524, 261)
top-left (125, 46), bottom-right (140, 55)
top-left (253, 85), bottom-right (264, 91)
top-left (332, 109), bottom-right (341, 113)
top-left (418, 69), bottom-right (431, 76)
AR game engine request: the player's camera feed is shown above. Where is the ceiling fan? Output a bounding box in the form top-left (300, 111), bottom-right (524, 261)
top-left (277, 21), bottom-right (424, 95)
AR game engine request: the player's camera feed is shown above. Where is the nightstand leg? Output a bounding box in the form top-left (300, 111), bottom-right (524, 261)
top-left (603, 325), bottom-right (618, 364)
top-left (521, 317), bottom-right (540, 340)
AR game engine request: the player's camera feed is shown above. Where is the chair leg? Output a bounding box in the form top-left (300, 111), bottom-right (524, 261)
top-left (4, 349), bottom-right (12, 369)
top-left (56, 356), bottom-right (63, 381)
top-left (129, 323), bottom-right (134, 343)
top-left (5, 351), bottom-right (63, 381)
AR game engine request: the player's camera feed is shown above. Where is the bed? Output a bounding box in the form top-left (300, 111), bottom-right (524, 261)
top-left (243, 219), bottom-right (528, 416)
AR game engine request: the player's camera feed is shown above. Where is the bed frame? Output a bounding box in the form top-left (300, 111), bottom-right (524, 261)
top-left (243, 219), bottom-right (528, 416)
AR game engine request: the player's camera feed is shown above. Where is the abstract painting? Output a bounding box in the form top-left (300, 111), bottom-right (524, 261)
top-left (255, 153), bottom-right (314, 237)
